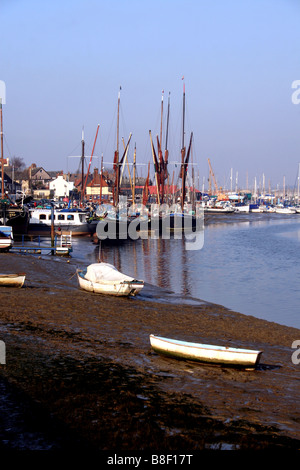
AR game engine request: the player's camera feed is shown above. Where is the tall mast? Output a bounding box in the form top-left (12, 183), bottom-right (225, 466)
top-left (165, 92), bottom-right (170, 153)
top-left (164, 92), bottom-right (170, 202)
top-left (81, 127), bottom-right (85, 205)
top-left (0, 99), bottom-right (4, 197)
top-left (100, 154), bottom-right (103, 203)
top-left (117, 86), bottom-right (121, 158)
top-left (182, 79), bottom-right (185, 150)
top-left (180, 78), bottom-right (186, 209)
top-left (160, 90), bottom-right (164, 151)
top-left (113, 87), bottom-right (121, 206)
top-left (83, 124), bottom-right (100, 196)
top-left (298, 162), bottom-right (300, 203)
top-left (133, 144), bottom-right (136, 205)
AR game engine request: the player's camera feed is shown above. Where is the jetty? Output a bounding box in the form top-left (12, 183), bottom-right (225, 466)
top-left (10, 233), bottom-right (72, 256)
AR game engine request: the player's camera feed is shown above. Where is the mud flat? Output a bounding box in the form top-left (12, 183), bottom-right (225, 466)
top-left (0, 252), bottom-right (299, 451)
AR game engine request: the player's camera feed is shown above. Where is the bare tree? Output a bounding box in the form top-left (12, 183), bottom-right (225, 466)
top-left (11, 156), bottom-right (25, 171)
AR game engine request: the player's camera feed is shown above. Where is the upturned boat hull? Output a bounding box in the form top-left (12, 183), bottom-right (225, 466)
top-left (150, 335), bottom-right (262, 368)
top-left (0, 273), bottom-right (26, 288)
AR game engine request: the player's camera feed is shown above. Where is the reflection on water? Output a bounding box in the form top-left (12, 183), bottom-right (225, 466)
top-left (71, 213), bottom-right (300, 329)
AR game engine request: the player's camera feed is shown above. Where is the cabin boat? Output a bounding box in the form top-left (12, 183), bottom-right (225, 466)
top-left (0, 226), bottom-right (14, 251)
top-left (0, 273), bottom-right (26, 287)
top-left (149, 334), bottom-right (263, 368)
top-left (28, 208), bottom-right (91, 236)
top-left (77, 262), bottom-right (144, 296)
top-left (203, 201), bottom-right (235, 214)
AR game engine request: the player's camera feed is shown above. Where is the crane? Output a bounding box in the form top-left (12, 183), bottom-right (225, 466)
top-left (207, 158), bottom-right (219, 195)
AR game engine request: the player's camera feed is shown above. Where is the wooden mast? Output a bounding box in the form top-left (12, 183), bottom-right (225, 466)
top-left (113, 87), bottom-right (121, 206)
top-left (180, 79), bottom-right (186, 210)
top-left (100, 154), bottom-right (103, 203)
top-left (0, 99), bottom-right (5, 197)
top-left (82, 124), bottom-right (100, 197)
top-left (80, 127), bottom-right (85, 206)
top-left (164, 92), bottom-right (170, 203)
top-left (180, 79), bottom-right (193, 210)
top-left (133, 143), bottom-right (136, 205)
top-left (149, 130), bottom-right (160, 205)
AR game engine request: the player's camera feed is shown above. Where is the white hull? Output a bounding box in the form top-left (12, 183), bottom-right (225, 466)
top-left (29, 209), bottom-right (90, 235)
top-left (234, 205), bottom-right (250, 213)
top-left (150, 335), bottom-right (262, 368)
top-left (0, 273), bottom-right (26, 287)
top-left (0, 226), bottom-right (14, 250)
top-left (275, 207), bottom-right (296, 214)
top-left (0, 239), bottom-right (13, 250)
top-left (77, 263), bottom-right (144, 297)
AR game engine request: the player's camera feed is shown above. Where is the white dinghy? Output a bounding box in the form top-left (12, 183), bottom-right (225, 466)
top-left (77, 262), bottom-right (144, 297)
top-left (0, 273), bottom-right (26, 288)
top-left (150, 334), bottom-right (263, 368)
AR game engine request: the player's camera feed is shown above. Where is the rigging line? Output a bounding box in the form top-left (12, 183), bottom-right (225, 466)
top-left (3, 134), bottom-right (12, 158)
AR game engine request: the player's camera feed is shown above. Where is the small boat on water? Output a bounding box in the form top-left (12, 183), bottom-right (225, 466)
top-left (0, 273), bottom-right (26, 287)
top-left (77, 262), bottom-right (144, 296)
top-left (149, 334), bottom-right (263, 368)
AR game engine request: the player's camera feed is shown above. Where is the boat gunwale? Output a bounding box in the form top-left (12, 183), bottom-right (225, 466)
top-left (150, 334), bottom-right (263, 356)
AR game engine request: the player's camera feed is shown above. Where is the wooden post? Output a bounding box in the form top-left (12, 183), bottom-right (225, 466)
top-left (51, 203), bottom-right (55, 255)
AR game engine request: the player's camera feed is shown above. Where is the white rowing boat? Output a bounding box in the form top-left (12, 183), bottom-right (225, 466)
top-left (149, 334), bottom-right (263, 368)
top-left (77, 262), bottom-right (144, 297)
top-left (0, 273), bottom-right (26, 288)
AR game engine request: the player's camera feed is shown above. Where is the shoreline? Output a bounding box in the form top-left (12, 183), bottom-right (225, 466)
top-left (0, 252), bottom-right (299, 450)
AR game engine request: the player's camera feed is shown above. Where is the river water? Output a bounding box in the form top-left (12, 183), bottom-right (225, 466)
top-left (70, 212), bottom-right (300, 330)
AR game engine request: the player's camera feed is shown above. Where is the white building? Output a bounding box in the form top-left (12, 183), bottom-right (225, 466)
top-left (49, 175), bottom-right (74, 199)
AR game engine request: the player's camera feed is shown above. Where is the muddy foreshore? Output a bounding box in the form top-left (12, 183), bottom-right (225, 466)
top-left (0, 251), bottom-right (299, 451)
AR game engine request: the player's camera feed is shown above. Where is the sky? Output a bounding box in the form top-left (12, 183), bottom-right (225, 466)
top-left (1, 0), bottom-right (300, 193)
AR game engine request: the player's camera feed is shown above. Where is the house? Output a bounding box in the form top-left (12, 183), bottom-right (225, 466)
top-left (49, 175), bottom-right (74, 199)
top-left (0, 171), bottom-right (22, 194)
top-left (86, 168), bottom-right (111, 202)
top-left (30, 166), bottom-right (54, 186)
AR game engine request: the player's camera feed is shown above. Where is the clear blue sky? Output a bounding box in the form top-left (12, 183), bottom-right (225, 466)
top-left (1, 0), bottom-right (300, 192)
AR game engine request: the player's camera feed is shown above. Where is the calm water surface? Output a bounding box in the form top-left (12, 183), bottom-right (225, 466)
top-left (72, 213), bottom-right (300, 330)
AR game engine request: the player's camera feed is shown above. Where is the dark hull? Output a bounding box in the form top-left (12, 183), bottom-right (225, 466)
top-left (149, 213), bottom-right (198, 236)
top-left (0, 206), bottom-right (29, 235)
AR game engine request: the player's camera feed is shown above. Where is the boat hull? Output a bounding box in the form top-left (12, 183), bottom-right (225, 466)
top-left (0, 226), bottom-right (14, 251)
top-left (0, 206), bottom-right (29, 234)
top-left (150, 335), bottom-right (262, 368)
top-left (28, 209), bottom-right (91, 236)
top-left (77, 269), bottom-right (144, 296)
top-left (0, 273), bottom-right (26, 288)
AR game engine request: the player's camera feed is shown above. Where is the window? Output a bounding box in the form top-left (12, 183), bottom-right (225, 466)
top-left (39, 214), bottom-right (46, 220)
top-left (58, 214), bottom-right (65, 220)
top-left (67, 214), bottom-right (74, 220)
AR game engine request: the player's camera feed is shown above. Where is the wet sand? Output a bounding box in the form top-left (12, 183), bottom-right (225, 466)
top-left (0, 251), bottom-right (299, 451)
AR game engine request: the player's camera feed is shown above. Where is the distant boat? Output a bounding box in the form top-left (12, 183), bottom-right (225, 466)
top-left (203, 201), bottom-right (235, 214)
top-left (0, 226), bottom-right (14, 251)
top-left (0, 273), bottom-right (26, 288)
top-left (275, 205), bottom-right (296, 214)
top-left (150, 334), bottom-right (263, 368)
top-left (77, 262), bottom-right (144, 296)
top-left (233, 203), bottom-right (250, 213)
